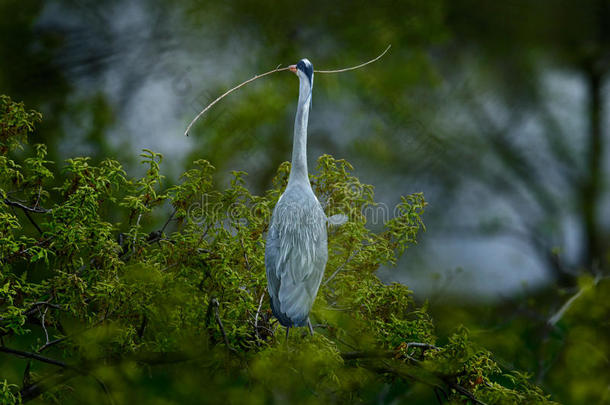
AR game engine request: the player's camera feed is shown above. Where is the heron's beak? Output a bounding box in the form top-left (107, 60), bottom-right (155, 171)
top-left (289, 65), bottom-right (297, 74)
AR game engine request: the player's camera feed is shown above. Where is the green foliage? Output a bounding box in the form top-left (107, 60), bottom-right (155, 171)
top-left (0, 380), bottom-right (21, 405)
top-left (549, 276), bottom-right (610, 404)
top-left (0, 98), bottom-right (556, 404)
top-left (429, 272), bottom-right (610, 405)
top-left (0, 95), bottom-right (41, 154)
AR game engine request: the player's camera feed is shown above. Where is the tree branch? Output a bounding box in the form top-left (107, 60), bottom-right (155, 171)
top-left (37, 337), bottom-right (67, 353)
top-left (406, 342), bottom-right (440, 351)
top-left (0, 300), bottom-right (61, 323)
top-left (211, 298), bottom-right (237, 353)
top-left (548, 274), bottom-right (607, 326)
top-left (3, 198), bottom-right (49, 213)
top-left (0, 346), bottom-right (66, 368)
top-left (23, 209), bottom-right (43, 234)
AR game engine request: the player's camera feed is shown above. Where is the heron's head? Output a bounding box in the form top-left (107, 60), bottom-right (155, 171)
top-left (289, 58), bottom-right (314, 85)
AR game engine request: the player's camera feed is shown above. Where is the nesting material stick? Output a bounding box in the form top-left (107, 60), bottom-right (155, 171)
top-left (185, 45), bottom-right (391, 136)
top-left (185, 66), bottom-right (292, 136)
top-left (315, 45), bottom-right (391, 74)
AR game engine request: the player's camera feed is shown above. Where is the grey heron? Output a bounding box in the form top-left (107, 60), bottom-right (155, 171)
top-left (265, 58), bottom-right (339, 338)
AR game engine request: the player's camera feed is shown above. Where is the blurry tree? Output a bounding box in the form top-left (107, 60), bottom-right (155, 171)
top-left (415, 0), bottom-right (610, 283)
top-left (0, 0), bottom-right (150, 167)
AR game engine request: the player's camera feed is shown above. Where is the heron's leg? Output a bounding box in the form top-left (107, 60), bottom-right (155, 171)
top-left (285, 326), bottom-right (290, 341)
top-left (307, 318), bottom-right (314, 336)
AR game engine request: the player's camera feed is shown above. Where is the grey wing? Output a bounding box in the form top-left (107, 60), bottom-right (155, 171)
top-left (265, 223), bottom-right (289, 324)
top-left (276, 226), bottom-right (327, 325)
top-left (265, 207), bottom-right (328, 326)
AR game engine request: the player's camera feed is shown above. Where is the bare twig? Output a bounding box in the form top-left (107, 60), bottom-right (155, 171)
top-left (240, 238), bottom-right (252, 271)
top-left (323, 248), bottom-right (360, 287)
top-left (211, 298), bottom-right (237, 353)
top-left (24, 210), bottom-right (43, 235)
top-left (184, 66), bottom-right (291, 136)
top-left (548, 289), bottom-right (585, 326)
top-left (38, 306), bottom-right (50, 347)
top-left (160, 209), bottom-right (176, 235)
top-left (254, 291), bottom-right (265, 341)
top-left (4, 198), bottom-right (47, 234)
top-left (548, 274), bottom-right (607, 326)
top-left (132, 213), bottom-right (142, 254)
top-left (406, 342), bottom-right (440, 351)
top-left (34, 185), bottom-right (43, 210)
top-left (184, 45), bottom-right (391, 136)
top-left (37, 337), bottom-right (67, 353)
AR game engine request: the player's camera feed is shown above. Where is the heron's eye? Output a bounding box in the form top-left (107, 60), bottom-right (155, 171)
top-left (297, 61), bottom-right (305, 72)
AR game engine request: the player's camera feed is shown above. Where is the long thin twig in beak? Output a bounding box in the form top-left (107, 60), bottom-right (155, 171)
top-left (184, 45), bottom-right (391, 136)
top-left (314, 45), bottom-right (391, 74)
top-left (185, 66), bottom-right (291, 136)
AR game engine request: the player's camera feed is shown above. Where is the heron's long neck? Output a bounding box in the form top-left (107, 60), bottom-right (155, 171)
top-left (288, 80), bottom-right (312, 186)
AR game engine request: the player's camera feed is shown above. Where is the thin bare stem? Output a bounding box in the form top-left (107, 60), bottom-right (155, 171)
top-left (37, 337), bottom-right (67, 353)
top-left (314, 45), bottom-right (391, 74)
top-left (406, 342), bottom-right (440, 351)
top-left (254, 291), bottom-right (265, 341)
top-left (133, 213), bottom-right (142, 254)
top-left (184, 45), bottom-right (391, 136)
top-left (38, 306), bottom-right (49, 347)
top-left (211, 298), bottom-right (237, 353)
top-left (323, 248), bottom-right (360, 287)
top-left (547, 274), bottom-right (607, 326)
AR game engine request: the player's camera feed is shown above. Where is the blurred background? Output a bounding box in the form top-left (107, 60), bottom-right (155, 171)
top-left (2, 0), bottom-right (609, 403)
